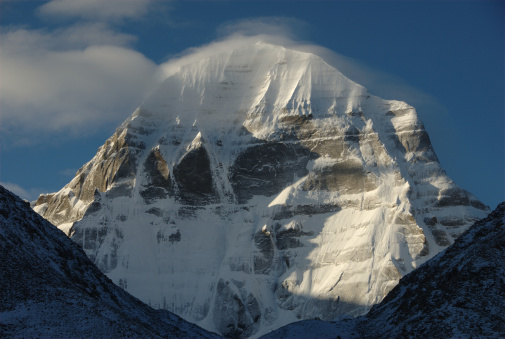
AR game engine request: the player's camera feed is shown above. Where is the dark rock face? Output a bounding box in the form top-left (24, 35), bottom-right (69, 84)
top-left (230, 143), bottom-right (315, 203)
top-left (213, 279), bottom-right (261, 339)
top-left (0, 185), bottom-right (218, 338)
top-left (434, 187), bottom-right (488, 210)
top-left (430, 228), bottom-right (451, 246)
top-left (274, 222), bottom-right (313, 250)
top-left (253, 230), bottom-right (275, 274)
top-left (140, 186), bottom-right (169, 204)
top-left (105, 182), bottom-right (132, 199)
top-left (141, 148), bottom-right (172, 204)
top-left (173, 145), bottom-right (218, 204)
top-left (303, 160), bottom-right (377, 193)
top-left (272, 204), bottom-right (341, 220)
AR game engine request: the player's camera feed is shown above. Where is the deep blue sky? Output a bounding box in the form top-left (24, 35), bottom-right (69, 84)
top-left (0, 0), bottom-right (503, 209)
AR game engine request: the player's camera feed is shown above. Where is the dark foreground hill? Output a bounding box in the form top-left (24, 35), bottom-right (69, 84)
top-left (0, 185), bottom-right (219, 338)
top-left (262, 202), bottom-right (505, 338)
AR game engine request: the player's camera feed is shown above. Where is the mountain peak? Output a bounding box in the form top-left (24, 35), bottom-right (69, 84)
top-left (34, 41), bottom-right (489, 337)
top-left (144, 40), bottom-right (367, 136)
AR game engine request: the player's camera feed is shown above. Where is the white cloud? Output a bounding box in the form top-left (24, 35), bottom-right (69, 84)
top-left (0, 26), bottom-right (157, 143)
top-left (0, 0), bottom-right (162, 146)
top-left (38, 0), bottom-right (153, 22)
top-left (2, 23), bottom-right (136, 51)
top-left (60, 168), bottom-right (78, 178)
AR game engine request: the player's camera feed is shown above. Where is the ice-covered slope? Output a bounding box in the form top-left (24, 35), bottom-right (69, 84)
top-left (34, 41), bottom-right (489, 337)
top-left (0, 185), bottom-right (218, 338)
top-left (261, 202), bottom-right (505, 339)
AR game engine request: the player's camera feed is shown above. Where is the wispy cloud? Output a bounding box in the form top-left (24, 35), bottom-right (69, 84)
top-left (157, 18), bottom-right (309, 80)
top-left (0, 182), bottom-right (42, 201)
top-left (1, 35), bottom-right (157, 136)
top-left (2, 22), bottom-right (137, 51)
top-left (38, 0), bottom-right (153, 22)
top-left (60, 168), bottom-right (78, 178)
top-left (217, 17), bottom-right (310, 41)
top-left (158, 17), bottom-right (446, 124)
top-left (0, 5), bottom-right (158, 146)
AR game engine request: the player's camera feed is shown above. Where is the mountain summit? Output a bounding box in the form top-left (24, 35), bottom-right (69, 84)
top-left (34, 41), bottom-right (489, 337)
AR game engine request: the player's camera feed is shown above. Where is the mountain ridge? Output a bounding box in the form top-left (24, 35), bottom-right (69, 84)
top-left (0, 184), bottom-right (219, 338)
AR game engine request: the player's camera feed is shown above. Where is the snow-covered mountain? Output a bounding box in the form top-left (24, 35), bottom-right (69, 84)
top-left (0, 185), bottom-right (218, 337)
top-left (261, 202), bottom-right (505, 338)
top-left (34, 41), bottom-right (489, 337)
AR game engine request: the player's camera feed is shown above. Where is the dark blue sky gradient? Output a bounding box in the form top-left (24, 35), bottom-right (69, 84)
top-left (0, 1), bottom-right (503, 208)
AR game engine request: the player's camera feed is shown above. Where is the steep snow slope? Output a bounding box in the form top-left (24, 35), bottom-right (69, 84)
top-left (261, 202), bottom-right (505, 339)
top-left (34, 41), bottom-right (489, 337)
top-left (0, 185), bottom-right (218, 338)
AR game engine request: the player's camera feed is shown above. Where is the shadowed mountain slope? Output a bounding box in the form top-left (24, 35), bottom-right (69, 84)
top-left (0, 185), bottom-right (219, 338)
